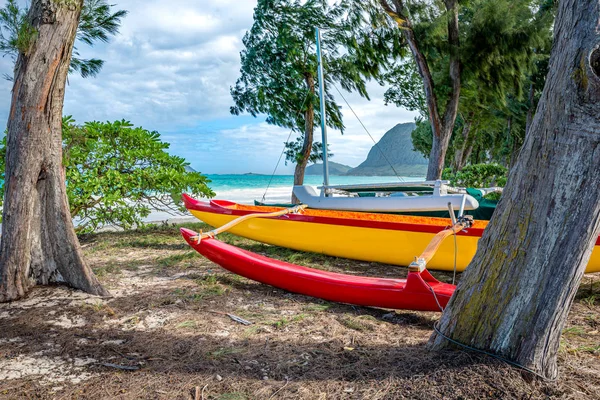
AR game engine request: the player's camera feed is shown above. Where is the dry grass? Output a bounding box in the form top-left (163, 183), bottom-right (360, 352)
top-left (0, 222), bottom-right (599, 399)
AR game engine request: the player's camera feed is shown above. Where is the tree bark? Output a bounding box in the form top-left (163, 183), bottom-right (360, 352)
top-left (510, 82), bottom-right (536, 169)
top-left (525, 82), bottom-right (535, 136)
top-left (0, 0), bottom-right (108, 302)
top-left (380, 0), bottom-right (460, 180)
top-left (427, 126), bottom-right (453, 178)
top-left (453, 119), bottom-right (473, 171)
top-left (428, 0), bottom-right (600, 380)
top-left (291, 73), bottom-right (315, 204)
top-left (460, 141), bottom-right (474, 170)
top-left (504, 116), bottom-right (512, 167)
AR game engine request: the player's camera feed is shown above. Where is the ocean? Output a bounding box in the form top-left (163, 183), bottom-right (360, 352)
top-left (205, 174), bottom-right (423, 204)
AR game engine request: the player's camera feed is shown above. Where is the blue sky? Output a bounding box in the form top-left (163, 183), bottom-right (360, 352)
top-left (0, 0), bottom-right (417, 174)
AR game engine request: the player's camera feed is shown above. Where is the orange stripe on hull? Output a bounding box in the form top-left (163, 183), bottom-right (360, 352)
top-left (183, 196), bottom-right (600, 273)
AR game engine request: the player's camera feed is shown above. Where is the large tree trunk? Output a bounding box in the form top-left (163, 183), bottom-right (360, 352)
top-left (381, 0), bottom-right (460, 180)
top-left (0, 0), bottom-right (108, 302)
top-left (291, 73), bottom-right (315, 204)
top-left (429, 0), bottom-right (600, 380)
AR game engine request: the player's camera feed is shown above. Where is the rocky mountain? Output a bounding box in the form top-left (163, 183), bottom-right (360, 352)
top-left (346, 122), bottom-right (427, 176)
top-left (306, 161), bottom-right (353, 176)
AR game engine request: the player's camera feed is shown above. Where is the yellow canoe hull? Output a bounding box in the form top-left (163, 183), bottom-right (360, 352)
top-left (188, 207), bottom-right (600, 274)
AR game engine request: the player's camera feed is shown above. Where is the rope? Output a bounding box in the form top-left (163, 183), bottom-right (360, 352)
top-left (262, 91), bottom-right (312, 203)
top-left (416, 222), bottom-right (466, 265)
top-left (331, 82), bottom-right (404, 182)
top-left (415, 217), bottom-right (556, 382)
top-left (422, 278), bottom-right (446, 313)
top-left (432, 322), bottom-right (557, 382)
top-left (191, 204), bottom-right (308, 244)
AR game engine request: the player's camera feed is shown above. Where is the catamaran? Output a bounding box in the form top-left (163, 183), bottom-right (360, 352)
top-left (291, 27), bottom-right (480, 213)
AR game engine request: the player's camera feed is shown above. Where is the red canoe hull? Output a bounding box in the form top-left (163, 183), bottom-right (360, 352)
top-left (181, 228), bottom-right (455, 312)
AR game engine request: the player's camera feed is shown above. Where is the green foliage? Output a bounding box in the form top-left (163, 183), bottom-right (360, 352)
top-left (0, 0), bottom-right (37, 57)
top-left (283, 138), bottom-right (331, 165)
top-left (231, 0), bottom-right (403, 164)
top-left (53, 0), bottom-right (80, 8)
top-left (460, 0), bottom-right (549, 102)
top-left (442, 163), bottom-right (508, 188)
top-left (78, 0), bottom-right (126, 45)
top-left (0, 0), bottom-right (126, 79)
top-left (382, 0), bottom-right (555, 170)
top-left (0, 117), bottom-right (214, 232)
top-left (410, 118), bottom-right (435, 159)
top-left (69, 57), bottom-right (104, 78)
top-left (410, 116), bottom-right (466, 162)
top-left (383, 59), bottom-right (425, 116)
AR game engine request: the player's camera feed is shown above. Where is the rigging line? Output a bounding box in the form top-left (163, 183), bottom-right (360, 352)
top-left (331, 82), bottom-right (404, 182)
top-left (262, 90), bottom-right (311, 203)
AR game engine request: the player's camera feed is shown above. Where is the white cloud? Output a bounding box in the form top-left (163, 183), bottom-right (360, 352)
top-left (0, 0), bottom-right (418, 174)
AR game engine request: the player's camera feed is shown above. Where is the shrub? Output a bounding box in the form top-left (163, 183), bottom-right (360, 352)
top-left (442, 163), bottom-right (508, 188)
top-left (0, 117), bottom-right (214, 232)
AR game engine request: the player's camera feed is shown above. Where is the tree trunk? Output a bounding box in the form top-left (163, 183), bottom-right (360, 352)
top-left (380, 0), bottom-right (460, 180)
top-left (510, 82), bottom-right (536, 169)
top-left (291, 73), bottom-right (315, 204)
top-left (504, 116), bottom-right (512, 167)
top-left (453, 119), bottom-right (473, 171)
top-left (0, 0), bottom-right (108, 302)
top-left (525, 82), bottom-right (535, 136)
top-left (427, 124), bottom-right (453, 179)
top-left (460, 142), bottom-right (474, 170)
top-left (428, 0), bottom-right (600, 380)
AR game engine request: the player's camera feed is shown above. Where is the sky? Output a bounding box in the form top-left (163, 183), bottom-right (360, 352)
top-left (0, 0), bottom-right (418, 174)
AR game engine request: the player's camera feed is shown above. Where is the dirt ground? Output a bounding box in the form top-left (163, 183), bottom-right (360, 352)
top-left (1, 222), bottom-right (599, 399)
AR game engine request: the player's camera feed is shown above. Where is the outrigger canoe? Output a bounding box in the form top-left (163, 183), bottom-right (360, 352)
top-left (182, 194), bottom-right (600, 273)
top-left (180, 228), bottom-right (455, 312)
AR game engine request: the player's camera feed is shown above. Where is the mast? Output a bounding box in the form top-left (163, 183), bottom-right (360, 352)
top-left (315, 27), bottom-right (330, 190)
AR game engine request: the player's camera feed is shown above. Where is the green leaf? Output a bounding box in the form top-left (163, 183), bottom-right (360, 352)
top-left (0, 117), bottom-right (215, 233)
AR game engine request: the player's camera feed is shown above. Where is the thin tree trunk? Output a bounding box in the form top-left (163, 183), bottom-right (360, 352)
top-left (460, 130), bottom-right (476, 169)
top-left (509, 137), bottom-right (521, 171)
top-left (381, 0), bottom-right (460, 180)
top-left (291, 73), bottom-right (315, 204)
top-left (0, 0), bottom-right (108, 302)
top-left (525, 82), bottom-right (535, 135)
top-left (453, 119), bottom-right (473, 171)
top-left (510, 82), bottom-right (535, 170)
top-left (429, 0), bottom-right (600, 380)
top-left (504, 117), bottom-right (512, 167)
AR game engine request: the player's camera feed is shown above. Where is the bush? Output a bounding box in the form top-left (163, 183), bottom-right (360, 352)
top-left (0, 117), bottom-right (214, 232)
top-left (442, 163), bottom-right (508, 188)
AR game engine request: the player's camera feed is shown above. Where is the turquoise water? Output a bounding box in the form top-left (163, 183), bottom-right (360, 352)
top-left (205, 174), bottom-right (422, 204)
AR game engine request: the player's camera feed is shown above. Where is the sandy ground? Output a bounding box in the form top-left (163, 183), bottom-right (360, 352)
top-left (0, 222), bottom-right (599, 399)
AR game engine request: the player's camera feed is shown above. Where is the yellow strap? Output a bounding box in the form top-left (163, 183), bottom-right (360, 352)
top-left (192, 204), bottom-right (308, 243)
top-left (418, 223), bottom-right (465, 265)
